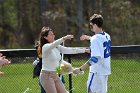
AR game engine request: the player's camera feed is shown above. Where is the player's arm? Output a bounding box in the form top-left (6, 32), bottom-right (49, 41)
top-left (79, 63), bottom-right (90, 71)
top-left (80, 35), bottom-right (91, 41)
top-left (73, 63), bottom-right (90, 74)
top-left (73, 56), bottom-right (99, 74)
top-left (81, 56), bottom-right (99, 69)
top-left (73, 57), bottom-right (94, 74)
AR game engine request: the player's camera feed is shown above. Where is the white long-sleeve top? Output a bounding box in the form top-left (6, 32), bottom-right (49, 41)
top-left (42, 38), bottom-right (86, 71)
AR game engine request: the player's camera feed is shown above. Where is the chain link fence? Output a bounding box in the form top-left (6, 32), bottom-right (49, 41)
top-left (0, 45), bottom-right (140, 93)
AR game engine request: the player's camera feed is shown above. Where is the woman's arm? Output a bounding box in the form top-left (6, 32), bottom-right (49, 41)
top-left (58, 45), bottom-right (90, 54)
top-left (43, 35), bottom-right (74, 53)
top-left (43, 38), bottom-right (64, 52)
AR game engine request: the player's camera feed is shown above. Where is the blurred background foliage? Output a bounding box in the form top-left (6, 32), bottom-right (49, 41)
top-left (0, 0), bottom-right (139, 48)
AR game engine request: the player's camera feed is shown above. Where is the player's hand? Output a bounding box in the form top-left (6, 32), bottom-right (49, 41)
top-left (63, 35), bottom-right (74, 40)
top-left (73, 68), bottom-right (81, 74)
top-left (80, 35), bottom-right (91, 40)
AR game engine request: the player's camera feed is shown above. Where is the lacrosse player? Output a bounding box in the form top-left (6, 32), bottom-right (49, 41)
top-left (73, 14), bottom-right (111, 93)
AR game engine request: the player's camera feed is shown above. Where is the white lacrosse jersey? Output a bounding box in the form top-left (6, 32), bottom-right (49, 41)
top-left (89, 31), bottom-right (111, 75)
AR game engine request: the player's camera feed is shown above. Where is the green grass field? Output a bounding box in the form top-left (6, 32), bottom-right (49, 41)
top-left (0, 58), bottom-right (140, 93)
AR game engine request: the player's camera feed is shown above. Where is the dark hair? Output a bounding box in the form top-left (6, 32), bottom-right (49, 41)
top-left (89, 14), bottom-right (103, 28)
top-left (37, 26), bottom-right (52, 57)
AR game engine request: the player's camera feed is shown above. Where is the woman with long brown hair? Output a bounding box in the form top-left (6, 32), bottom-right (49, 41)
top-left (38, 26), bottom-right (89, 93)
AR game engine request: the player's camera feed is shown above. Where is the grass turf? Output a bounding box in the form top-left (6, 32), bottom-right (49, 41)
top-left (0, 58), bottom-right (140, 93)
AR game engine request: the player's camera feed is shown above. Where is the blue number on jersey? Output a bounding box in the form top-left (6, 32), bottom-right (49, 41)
top-left (103, 40), bottom-right (111, 58)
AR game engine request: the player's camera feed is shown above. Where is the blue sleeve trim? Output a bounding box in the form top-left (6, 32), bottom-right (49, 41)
top-left (91, 56), bottom-right (98, 63)
top-left (86, 56), bottom-right (98, 65)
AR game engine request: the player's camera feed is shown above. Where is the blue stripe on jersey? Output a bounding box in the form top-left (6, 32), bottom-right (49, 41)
top-left (98, 31), bottom-right (105, 35)
top-left (88, 73), bottom-right (94, 93)
top-left (106, 36), bottom-right (108, 40)
top-left (91, 56), bottom-right (98, 63)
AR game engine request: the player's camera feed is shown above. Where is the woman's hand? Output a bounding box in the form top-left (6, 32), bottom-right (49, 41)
top-left (85, 48), bottom-right (90, 53)
top-left (63, 35), bottom-right (74, 40)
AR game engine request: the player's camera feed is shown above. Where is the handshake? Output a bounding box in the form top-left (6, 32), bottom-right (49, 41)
top-left (56, 60), bottom-right (84, 75)
top-left (56, 60), bottom-right (74, 75)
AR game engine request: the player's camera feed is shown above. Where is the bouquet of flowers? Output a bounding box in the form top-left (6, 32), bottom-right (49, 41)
top-left (56, 60), bottom-right (74, 75)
